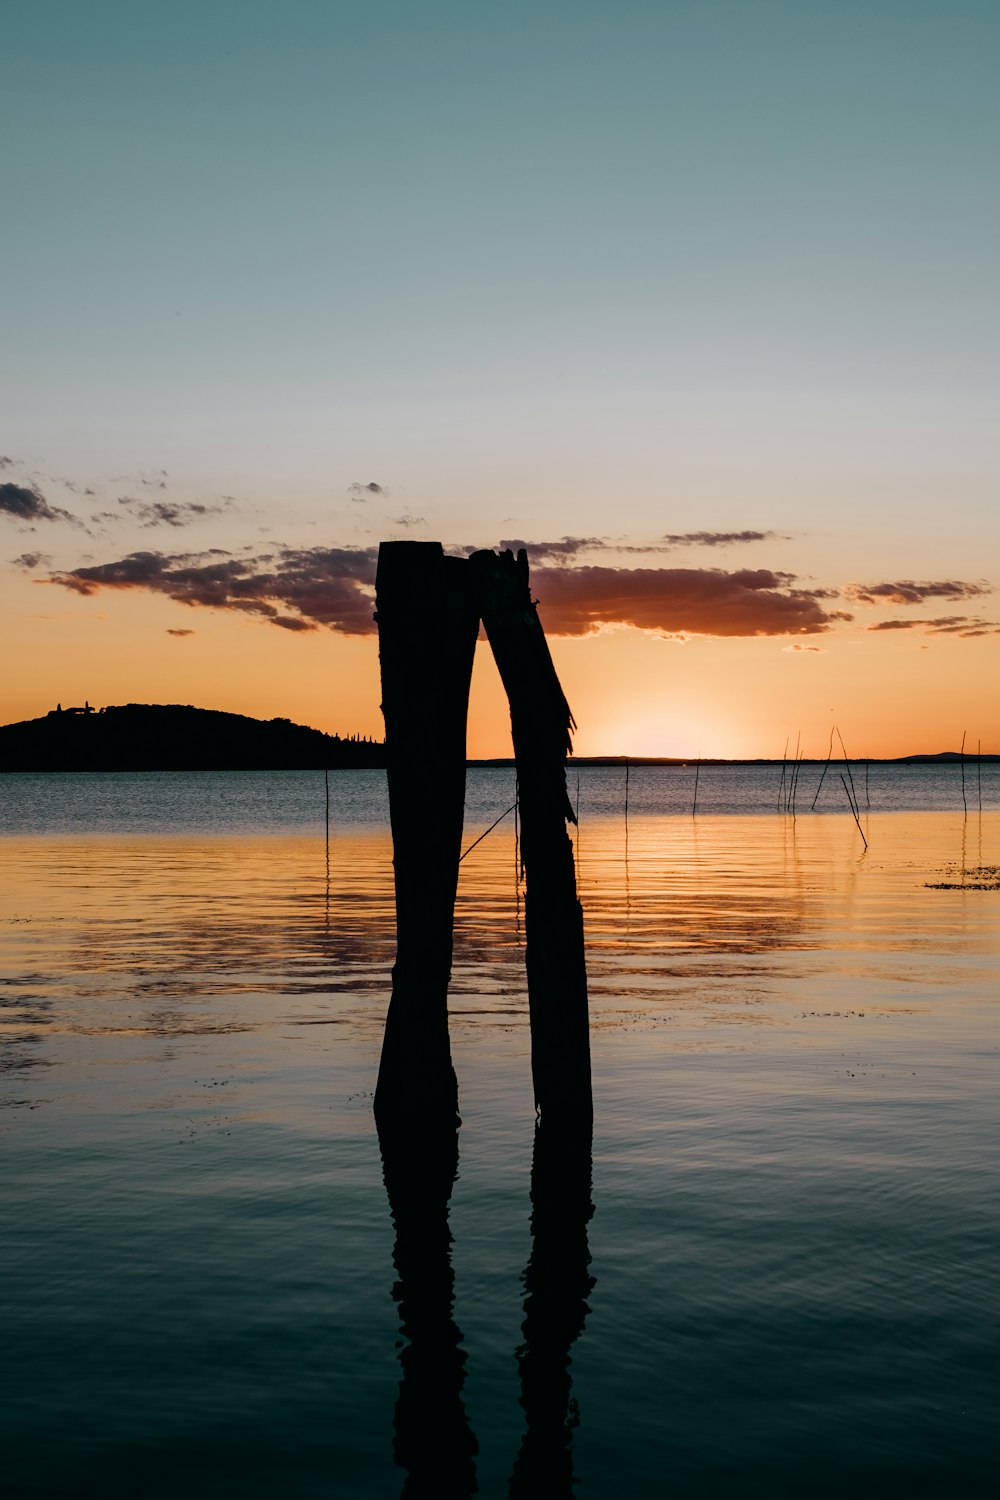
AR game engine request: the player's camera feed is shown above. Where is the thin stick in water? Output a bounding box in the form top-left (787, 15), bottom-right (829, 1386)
top-left (778, 737), bottom-right (789, 812)
top-left (836, 727), bottom-right (860, 819)
top-left (514, 777), bottom-right (522, 934)
top-left (514, 777), bottom-right (521, 880)
top-left (459, 801), bottom-right (517, 864)
top-left (692, 755), bottom-right (700, 817)
top-left (812, 727), bottom-right (835, 811)
top-left (960, 729), bottom-right (967, 816)
top-left (840, 774), bottom-right (868, 850)
top-left (978, 738), bottom-right (983, 814)
top-left (789, 733), bottom-right (803, 816)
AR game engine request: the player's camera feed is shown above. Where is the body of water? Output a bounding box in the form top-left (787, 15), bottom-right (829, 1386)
top-left (2, 767), bottom-right (998, 1496)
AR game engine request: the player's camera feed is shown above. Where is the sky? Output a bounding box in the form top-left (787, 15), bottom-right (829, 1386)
top-left (3, 0), bottom-right (998, 758)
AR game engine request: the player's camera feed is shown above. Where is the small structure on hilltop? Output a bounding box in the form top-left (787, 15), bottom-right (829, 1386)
top-left (48, 700), bottom-right (96, 716)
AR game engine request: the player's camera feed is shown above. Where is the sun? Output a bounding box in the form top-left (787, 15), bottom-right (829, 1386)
top-left (581, 712), bottom-right (729, 760)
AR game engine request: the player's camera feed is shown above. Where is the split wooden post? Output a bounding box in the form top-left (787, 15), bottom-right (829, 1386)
top-left (373, 541), bottom-right (480, 1129)
top-left (470, 548), bottom-right (592, 1127)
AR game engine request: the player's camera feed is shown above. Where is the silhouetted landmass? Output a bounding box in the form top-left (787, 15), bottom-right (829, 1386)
top-left (0, 703), bottom-right (386, 772)
top-left (1, 708), bottom-right (993, 773)
top-left (893, 751), bottom-right (1000, 763)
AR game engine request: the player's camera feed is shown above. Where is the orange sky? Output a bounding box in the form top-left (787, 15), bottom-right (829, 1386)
top-left (3, 558), bottom-right (997, 760)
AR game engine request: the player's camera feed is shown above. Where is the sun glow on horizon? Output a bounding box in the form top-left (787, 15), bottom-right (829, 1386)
top-left (580, 712), bottom-right (728, 761)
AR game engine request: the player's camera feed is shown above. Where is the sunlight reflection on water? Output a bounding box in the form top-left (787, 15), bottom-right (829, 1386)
top-left (2, 776), bottom-right (999, 1496)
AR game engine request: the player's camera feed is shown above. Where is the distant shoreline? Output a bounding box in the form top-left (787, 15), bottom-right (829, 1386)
top-left (472, 753), bottom-right (1000, 768)
top-left (1, 704), bottom-right (996, 772)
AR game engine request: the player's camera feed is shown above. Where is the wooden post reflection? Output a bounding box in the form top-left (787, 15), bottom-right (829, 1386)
top-left (379, 1119), bottom-right (479, 1498)
top-left (509, 1121), bottom-right (596, 1497)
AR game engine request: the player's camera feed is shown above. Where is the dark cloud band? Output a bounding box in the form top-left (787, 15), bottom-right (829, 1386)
top-left (50, 546), bottom-right (380, 635)
top-left (46, 545), bottom-right (856, 639)
top-left (530, 564), bottom-right (846, 637)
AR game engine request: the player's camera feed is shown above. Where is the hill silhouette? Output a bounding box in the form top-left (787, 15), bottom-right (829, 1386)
top-left (0, 703), bottom-right (386, 772)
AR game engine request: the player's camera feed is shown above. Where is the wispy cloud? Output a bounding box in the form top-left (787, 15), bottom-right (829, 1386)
top-left (498, 531), bottom-right (782, 562)
top-left (868, 614), bottom-right (1000, 637)
top-left (847, 579), bottom-right (989, 606)
top-left (661, 530), bottom-right (779, 547)
top-left (348, 481), bottom-right (386, 502)
top-left (117, 496), bottom-right (234, 528)
top-left (11, 551), bottom-right (52, 570)
top-left (1, 482), bottom-right (77, 526)
top-left (166, 627), bottom-right (195, 637)
top-left (498, 536), bottom-right (607, 561)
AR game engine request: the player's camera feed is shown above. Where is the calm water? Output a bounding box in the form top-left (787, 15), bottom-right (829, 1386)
top-left (2, 768), bottom-right (998, 1496)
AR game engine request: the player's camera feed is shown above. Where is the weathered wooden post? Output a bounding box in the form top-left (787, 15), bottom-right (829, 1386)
top-left (469, 548), bottom-right (592, 1127)
top-left (373, 541), bottom-right (480, 1129)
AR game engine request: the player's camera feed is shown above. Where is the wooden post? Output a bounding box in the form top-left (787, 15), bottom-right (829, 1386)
top-left (374, 541), bottom-right (479, 1129)
top-left (470, 548), bottom-right (592, 1126)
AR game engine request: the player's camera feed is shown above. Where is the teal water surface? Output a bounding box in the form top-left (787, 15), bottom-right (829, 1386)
top-left (2, 771), bottom-right (998, 1496)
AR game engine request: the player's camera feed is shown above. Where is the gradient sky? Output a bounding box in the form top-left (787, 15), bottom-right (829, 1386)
top-left (4, 0), bottom-right (998, 757)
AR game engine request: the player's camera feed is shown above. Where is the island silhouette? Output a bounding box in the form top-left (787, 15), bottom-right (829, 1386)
top-left (0, 703), bottom-right (993, 774)
top-left (0, 703), bottom-right (387, 772)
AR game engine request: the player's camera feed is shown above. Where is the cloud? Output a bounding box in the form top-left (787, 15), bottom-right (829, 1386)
top-left (1, 482), bottom-right (76, 525)
top-left (49, 545), bottom-right (380, 635)
top-left (847, 579), bottom-right (989, 606)
top-left (11, 551), bottom-right (52, 570)
top-left (116, 496), bottom-right (232, 528)
top-left (391, 514), bottom-right (427, 529)
top-left (271, 615), bottom-right (317, 631)
top-left (498, 532), bottom-right (782, 562)
top-left (868, 614), bottom-right (1000, 637)
top-left (348, 481), bottom-right (386, 501)
top-left (661, 530), bottom-right (778, 547)
top-left (784, 643), bottom-right (824, 652)
top-left (166, 628), bottom-right (194, 637)
top-left (530, 565), bottom-right (847, 637)
top-left (0, 456), bottom-right (19, 470)
top-left (498, 536), bottom-right (607, 561)
top-left (45, 543), bottom-right (860, 641)
top-left (108, 468), bottom-right (168, 490)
